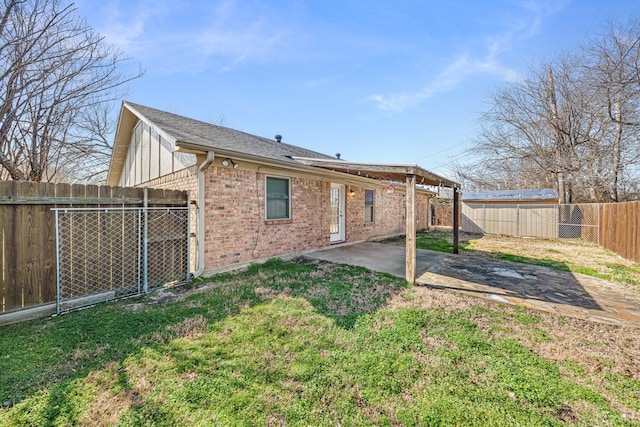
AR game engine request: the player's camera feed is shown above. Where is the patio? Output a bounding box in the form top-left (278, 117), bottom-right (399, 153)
top-left (307, 241), bottom-right (640, 328)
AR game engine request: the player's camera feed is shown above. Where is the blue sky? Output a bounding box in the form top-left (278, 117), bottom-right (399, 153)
top-left (76, 0), bottom-right (638, 176)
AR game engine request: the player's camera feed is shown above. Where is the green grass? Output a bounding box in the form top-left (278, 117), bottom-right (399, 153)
top-left (1, 259), bottom-right (638, 426)
top-left (389, 231), bottom-right (471, 253)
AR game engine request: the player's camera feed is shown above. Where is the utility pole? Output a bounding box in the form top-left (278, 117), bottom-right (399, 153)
top-left (548, 68), bottom-right (566, 203)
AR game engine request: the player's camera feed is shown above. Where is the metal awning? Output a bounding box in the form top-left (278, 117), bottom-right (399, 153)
top-left (292, 157), bottom-right (459, 188)
top-left (293, 156), bottom-right (461, 284)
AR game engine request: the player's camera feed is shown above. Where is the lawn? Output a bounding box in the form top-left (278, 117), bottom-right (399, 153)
top-left (1, 258), bottom-right (639, 426)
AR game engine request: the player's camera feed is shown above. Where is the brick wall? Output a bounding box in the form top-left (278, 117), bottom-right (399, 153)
top-left (202, 167), bottom-right (431, 270)
top-left (143, 165), bottom-right (432, 272)
top-left (140, 165), bottom-right (198, 201)
top-left (202, 166), bottom-right (331, 269)
top-left (345, 185), bottom-right (430, 242)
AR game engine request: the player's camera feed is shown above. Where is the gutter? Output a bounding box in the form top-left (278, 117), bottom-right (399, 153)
top-left (193, 151), bottom-right (215, 278)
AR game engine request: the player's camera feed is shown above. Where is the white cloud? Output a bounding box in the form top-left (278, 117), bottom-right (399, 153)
top-left (82, 0), bottom-right (290, 74)
top-left (369, 0), bottom-right (567, 112)
top-left (370, 49), bottom-right (520, 112)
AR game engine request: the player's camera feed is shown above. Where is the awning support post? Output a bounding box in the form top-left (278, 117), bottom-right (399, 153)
top-left (406, 173), bottom-right (416, 283)
top-left (453, 186), bottom-right (460, 254)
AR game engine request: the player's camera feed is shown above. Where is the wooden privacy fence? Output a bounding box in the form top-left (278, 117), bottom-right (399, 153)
top-left (0, 181), bottom-right (188, 317)
top-left (432, 200), bottom-right (639, 263)
top-left (597, 201), bottom-right (639, 263)
top-left (430, 203), bottom-right (459, 227)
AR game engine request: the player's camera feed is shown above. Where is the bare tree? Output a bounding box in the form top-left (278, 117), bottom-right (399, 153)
top-left (584, 19), bottom-right (640, 201)
top-left (52, 102), bottom-right (115, 183)
top-left (0, 0), bottom-right (142, 182)
top-left (460, 19), bottom-right (640, 202)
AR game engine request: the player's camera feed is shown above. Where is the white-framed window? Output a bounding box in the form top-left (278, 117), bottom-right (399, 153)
top-left (266, 176), bottom-right (290, 220)
top-left (364, 189), bottom-right (374, 223)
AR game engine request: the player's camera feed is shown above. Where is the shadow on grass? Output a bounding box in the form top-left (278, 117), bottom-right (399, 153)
top-left (0, 257), bottom-right (406, 420)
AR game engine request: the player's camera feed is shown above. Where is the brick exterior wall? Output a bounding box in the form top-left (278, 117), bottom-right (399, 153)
top-left (140, 165), bottom-right (198, 202)
top-left (202, 166), bottom-right (431, 271)
top-left (345, 185), bottom-right (429, 242)
top-left (202, 166), bottom-right (330, 269)
top-left (138, 163), bottom-right (431, 272)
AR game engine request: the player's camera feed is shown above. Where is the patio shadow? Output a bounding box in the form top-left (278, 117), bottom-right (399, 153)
top-left (418, 251), bottom-right (603, 311)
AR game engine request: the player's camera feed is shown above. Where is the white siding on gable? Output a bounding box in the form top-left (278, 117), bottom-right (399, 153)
top-left (174, 151), bottom-right (196, 171)
top-left (149, 127), bottom-right (160, 179)
top-left (125, 147), bottom-right (132, 186)
top-left (141, 124), bottom-right (150, 183)
top-left (119, 118), bottom-right (197, 187)
top-left (134, 123), bottom-right (143, 185)
top-left (160, 135), bottom-right (173, 176)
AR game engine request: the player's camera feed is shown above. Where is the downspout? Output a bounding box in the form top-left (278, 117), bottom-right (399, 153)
top-left (193, 151), bottom-right (215, 278)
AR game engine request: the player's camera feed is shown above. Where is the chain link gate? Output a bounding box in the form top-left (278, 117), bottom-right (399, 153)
top-left (53, 207), bottom-right (191, 313)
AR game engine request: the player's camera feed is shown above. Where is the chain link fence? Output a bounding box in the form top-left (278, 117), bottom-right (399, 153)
top-left (54, 207), bottom-right (192, 313)
top-left (557, 204), bottom-right (600, 242)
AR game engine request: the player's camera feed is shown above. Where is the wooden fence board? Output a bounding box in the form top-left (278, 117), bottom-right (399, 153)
top-left (435, 200), bottom-right (639, 264)
top-left (0, 182), bottom-right (188, 314)
top-left (597, 201), bottom-right (640, 263)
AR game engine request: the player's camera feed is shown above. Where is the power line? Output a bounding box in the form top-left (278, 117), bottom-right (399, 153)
top-left (412, 140), bottom-right (469, 163)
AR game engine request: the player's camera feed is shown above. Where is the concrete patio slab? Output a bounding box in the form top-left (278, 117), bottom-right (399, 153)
top-left (306, 241), bottom-right (640, 328)
top-left (307, 241), bottom-right (449, 278)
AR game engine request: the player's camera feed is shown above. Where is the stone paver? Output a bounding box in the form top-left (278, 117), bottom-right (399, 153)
top-left (308, 242), bottom-right (640, 328)
top-left (419, 253), bottom-right (640, 328)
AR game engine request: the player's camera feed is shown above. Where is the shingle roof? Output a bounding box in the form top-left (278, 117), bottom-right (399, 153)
top-left (462, 188), bottom-right (560, 201)
top-left (126, 102), bottom-right (335, 163)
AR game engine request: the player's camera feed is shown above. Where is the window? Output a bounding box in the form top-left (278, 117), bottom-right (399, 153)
top-left (266, 176), bottom-right (290, 220)
top-left (364, 189), bottom-right (374, 223)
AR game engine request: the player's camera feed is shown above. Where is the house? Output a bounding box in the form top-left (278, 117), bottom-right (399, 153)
top-left (107, 102), bottom-right (460, 281)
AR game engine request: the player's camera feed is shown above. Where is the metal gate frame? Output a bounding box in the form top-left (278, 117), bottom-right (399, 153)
top-left (53, 207), bottom-right (191, 313)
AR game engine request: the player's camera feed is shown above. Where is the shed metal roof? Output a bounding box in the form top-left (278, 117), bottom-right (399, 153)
top-left (462, 188), bottom-right (560, 202)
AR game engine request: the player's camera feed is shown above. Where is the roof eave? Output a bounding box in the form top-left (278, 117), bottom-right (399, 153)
top-left (291, 156), bottom-right (459, 188)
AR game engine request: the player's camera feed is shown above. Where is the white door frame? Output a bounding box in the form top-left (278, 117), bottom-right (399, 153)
top-left (330, 183), bottom-right (345, 243)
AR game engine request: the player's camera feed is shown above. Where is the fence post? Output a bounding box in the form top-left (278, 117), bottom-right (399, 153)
top-left (55, 209), bottom-right (61, 315)
top-left (136, 209), bottom-right (142, 294)
top-left (597, 203), bottom-right (600, 246)
top-left (143, 188), bottom-right (149, 293)
top-left (186, 191), bottom-right (191, 281)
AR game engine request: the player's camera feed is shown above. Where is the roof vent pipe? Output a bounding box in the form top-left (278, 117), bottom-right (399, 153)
top-left (275, 134), bottom-right (282, 142)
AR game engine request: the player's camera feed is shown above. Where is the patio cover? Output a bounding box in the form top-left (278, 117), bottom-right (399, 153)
top-left (292, 157), bottom-right (461, 283)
